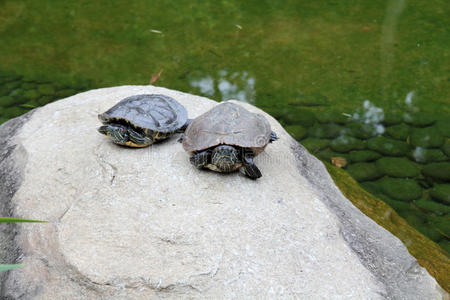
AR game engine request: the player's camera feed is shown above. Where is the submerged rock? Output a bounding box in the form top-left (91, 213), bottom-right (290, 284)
top-left (301, 137), bottom-right (330, 152)
top-left (410, 126), bottom-right (445, 148)
top-left (376, 177), bottom-right (423, 202)
top-left (0, 86), bottom-right (446, 299)
top-left (410, 148), bottom-right (448, 163)
top-left (385, 123), bottom-right (411, 141)
top-left (330, 136), bottom-right (365, 153)
top-left (284, 124), bottom-right (307, 140)
top-left (348, 150), bottom-right (381, 162)
top-left (367, 136), bottom-right (410, 156)
top-left (404, 113), bottom-right (436, 127)
top-left (436, 119), bottom-right (450, 137)
top-left (430, 184), bottom-right (450, 205)
top-left (422, 162), bottom-right (450, 182)
top-left (375, 157), bottom-right (420, 178)
top-left (315, 110), bottom-right (350, 124)
top-left (347, 162), bottom-right (383, 181)
top-left (308, 123), bottom-right (344, 139)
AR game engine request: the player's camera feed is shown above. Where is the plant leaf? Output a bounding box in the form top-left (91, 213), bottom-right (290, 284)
top-left (150, 69), bottom-right (163, 85)
top-left (0, 217), bottom-right (47, 223)
top-left (0, 264), bottom-right (23, 272)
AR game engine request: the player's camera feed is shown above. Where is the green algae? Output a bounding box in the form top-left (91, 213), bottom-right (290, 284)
top-left (325, 163), bottom-right (450, 292)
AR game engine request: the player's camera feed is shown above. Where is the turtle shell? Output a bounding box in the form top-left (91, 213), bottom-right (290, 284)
top-left (99, 94), bottom-right (187, 132)
top-left (182, 102), bottom-right (272, 152)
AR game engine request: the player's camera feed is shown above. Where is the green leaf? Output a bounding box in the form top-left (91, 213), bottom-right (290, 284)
top-left (0, 264), bottom-right (23, 272)
top-left (0, 217), bottom-right (47, 223)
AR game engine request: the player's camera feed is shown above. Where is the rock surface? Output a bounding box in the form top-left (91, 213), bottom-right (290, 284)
top-left (0, 86), bottom-right (446, 299)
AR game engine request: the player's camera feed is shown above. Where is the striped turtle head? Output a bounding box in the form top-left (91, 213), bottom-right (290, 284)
top-left (211, 145), bottom-right (240, 173)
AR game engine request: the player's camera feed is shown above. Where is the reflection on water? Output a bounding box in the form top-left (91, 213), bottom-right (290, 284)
top-left (352, 100), bottom-right (385, 135)
top-left (190, 70), bottom-right (256, 103)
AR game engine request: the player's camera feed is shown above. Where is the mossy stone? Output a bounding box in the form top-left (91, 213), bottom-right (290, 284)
top-left (2, 106), bottom-right (27, 118)
top-left (436, 119), bottom-right (450, 137)
top-left (360, 181), bottom-right (381, 195)
top-left (316, 110), bottom-right (350, 124)
top-left (0, 74), bottom-right (21, 84)
top-left (23, 89), bottom-right (41, 101)
top-left (380, 194), bottom-right (413, 211)
top-left (37, 84), bottom-right (56, 96)
top-left (308, 123), bottom-right (344, 139)
top-left (385, 123), bottom-right (411, 141)
top-left (410, 126), bottom-right (444, 148)
top-left (270, 107), bottom-right (316, 127)
top-left (410, 148), bottom-right (447, 163)
top-left (403, 113), bottom-right (436, 127)
top-left (426, 214), bottom-right (450, 237)
top-left (430, 184), bottom-right (450, 205)
top-left (301, 138), bottom-right (330, 152)
top-left (0, 81), bottom-right (21, 95)
top-left (443, 141), bottom-right (450, 157)
top-left (348, 150), bottom-right (381, 162)
top-left (346, 163), bottom-right (383, 181)
top-left (367, 136), bottom-right (409, 156)
top-left (397, 209), bottom-right (426, 228)
top-left (37, 95), bottom-right (53, 106)
top-left (422, 162), bottom-right (450, 182)
top-left (378, 177), bottom-right (422, 202)
top-left (330, 136), bottom-right (365, 153)
top-left (316, 149), bottom-right (348, 162)
top-left (414, 199), bottom-right (450, 215)
top-left (375, 157), bottom-right (420, 178)
top-left (346, 122), bottom-right (379, 139)
top-left (9, 88), bottom-right (24, 98)
top-left (438, 240), bottom-right (450, 254)
top-left (382, 113), bottom-right (402, 126)
top-left (285, 125), bottom-right (308, 140)
top-left (416, 223), bottom-right (444, 242)
top-left (56, 89), bottom-right (77, 98)
top-left (0, 96), bottom-right (17, 107)
top-left (21, 82), bottom-right (37, 90)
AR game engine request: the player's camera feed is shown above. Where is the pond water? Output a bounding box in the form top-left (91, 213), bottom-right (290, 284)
top-left (0, 1), bottom-right (449, 253)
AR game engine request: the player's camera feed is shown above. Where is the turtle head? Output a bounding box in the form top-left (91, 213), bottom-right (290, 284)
top-left (98, 124), bottom-right (129, 145)
top-left (211, 145), bottom-right (240, 172)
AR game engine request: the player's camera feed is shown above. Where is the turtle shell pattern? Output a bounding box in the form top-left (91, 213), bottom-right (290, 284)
top-left (99, 94), bottom-right (187, 133)
top-left (182, 102), bottom-right (272, 153)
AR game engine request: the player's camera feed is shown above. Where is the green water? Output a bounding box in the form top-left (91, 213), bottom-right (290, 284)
top-left (0, 1), bottom-right (449, 252)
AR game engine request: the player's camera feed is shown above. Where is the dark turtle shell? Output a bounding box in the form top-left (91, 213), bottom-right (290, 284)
top-left (182, 102), bottom-right (272, 152)
top-left (99, 94), bottom-right (187, 132)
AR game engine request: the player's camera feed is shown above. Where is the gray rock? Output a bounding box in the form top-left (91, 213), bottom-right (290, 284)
top-left (0, 86), bottom-right (446, 299)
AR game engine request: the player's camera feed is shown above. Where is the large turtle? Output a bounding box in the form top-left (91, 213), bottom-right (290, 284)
top-left (98, 94), bottom-right (189, 147)
top-left (180, 102), bottom-right (278, 179)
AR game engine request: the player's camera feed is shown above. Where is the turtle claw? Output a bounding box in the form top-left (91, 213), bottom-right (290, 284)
top-left (242, 155), bottom-right (262, 179)
top-left (190, 151), bottom-right (210, 168)
top-left (176, 119), bottom-right (192, 133)
top-left (177, 134), bottom-right (184, 143)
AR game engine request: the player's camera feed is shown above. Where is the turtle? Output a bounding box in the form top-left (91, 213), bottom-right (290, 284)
top-left (98, 94), bottom-right (189, 147)
top-left (179, 101), bottom-right (278, 179)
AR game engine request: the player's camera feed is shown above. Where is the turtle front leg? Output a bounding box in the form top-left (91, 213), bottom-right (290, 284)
top-left (190, 151), bottom-right (211, 169)
top-left (128, 128), bottom-right (153, 147)
top-left (176, 119), bottom-right (192, 133)
top-left (242, 154), bottom-right (262, 179)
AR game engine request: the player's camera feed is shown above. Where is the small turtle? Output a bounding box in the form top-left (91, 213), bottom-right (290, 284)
top-left (180, 102), bottom-right (278, 179)
top-left (98, 94), bottom-right (189, 147)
